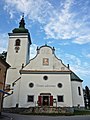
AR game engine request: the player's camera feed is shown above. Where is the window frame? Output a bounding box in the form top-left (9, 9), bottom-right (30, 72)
top-left (57, 83), bottom-right (63, 88)
top-left (78, 86), bottom-right (81, 96)
top-left (29, 83), bottom-right (34, 88)
top-left (15, 39), bottom-right (21, 46)
top-left (27, 95), bottom-right (34, 102)
top-left (43, 76), bottom-right (48, 80)
top-left (43, 58), bottom-right (49, 65)
top-left (57, 95), bottom-right (64, 102)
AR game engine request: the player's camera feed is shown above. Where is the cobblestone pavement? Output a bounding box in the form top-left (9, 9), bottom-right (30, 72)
top-left (1, 113), bottom-right (90, 120)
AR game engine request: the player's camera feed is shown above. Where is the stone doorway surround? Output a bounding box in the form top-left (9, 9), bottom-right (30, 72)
top-left (38, 93), bottom-right (53, 106)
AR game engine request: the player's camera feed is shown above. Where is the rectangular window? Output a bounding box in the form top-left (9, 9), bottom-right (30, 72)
top-left (27, 95), bottom-right (34, 102)
top-left (78, 87), bottom-right (81, 96)
top-left (57, 95), bottom-right (64, 102)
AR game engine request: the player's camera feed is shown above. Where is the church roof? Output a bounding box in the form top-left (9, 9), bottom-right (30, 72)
top-left (0, 57), bottom-right (10, 68)
top-left (71, 72), bottom-right (83, 82)
top-left (12, 28), bottom-right (28, 33)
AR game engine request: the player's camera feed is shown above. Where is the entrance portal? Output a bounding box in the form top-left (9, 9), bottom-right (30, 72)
top-left (43, 96), bottom-right (49, 106)
top-left (38, 93), bottom-right (53, 106)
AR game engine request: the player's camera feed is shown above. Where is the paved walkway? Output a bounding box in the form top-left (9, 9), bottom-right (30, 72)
top-left (1, 112), bottom-right (90, 120)
top-left (0, 113), bottom-right (13, 120)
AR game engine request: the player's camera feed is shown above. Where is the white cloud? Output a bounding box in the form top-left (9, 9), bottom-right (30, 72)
top-left (3, 0), bottom-right (90, 44)
top-left (81, 48), bottom-right (90, 58)
top-left (64, 54), bottom-right (81, 66)
top-left (44, 0), bottom-right (75, 39)
top-left (61, 53), bottom-right (90, 78)
top-left (59, 42), bottom-right (70, 46)
top-left (73, 35), bottom-right (90, 44)
top-left (4, 0), bottom-right (54, 23)
top-left (47, 40), bottom-right (54, 44)
top-left (30, 44), bottom-right (37, 59)
top-left (86, 54), bottom-right (90, 58)
top-left (44, 0), bottom-right (90, 44)
top-left (71, 65), bottom-right (90, 78)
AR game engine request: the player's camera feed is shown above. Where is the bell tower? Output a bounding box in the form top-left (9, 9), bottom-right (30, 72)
top-left (3, 16), bottom-right (32, 108)
top-left (3, 16), bottom-right (31, 108)
top-left (6, 16), bottom-right (32, 84)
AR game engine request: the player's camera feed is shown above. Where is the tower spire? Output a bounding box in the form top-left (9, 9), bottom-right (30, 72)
top-left (22, 13), bottom-right (24, 18)
top-left (19, 13), bottom-right (25, 28)
top-left (12, 13), bottom-right (29, 33)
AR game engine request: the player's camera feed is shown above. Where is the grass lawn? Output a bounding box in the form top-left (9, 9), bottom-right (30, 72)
top-left (74, 109), bottom-right (90, 115)
top-left (21, 109), bottom-right (90, 116)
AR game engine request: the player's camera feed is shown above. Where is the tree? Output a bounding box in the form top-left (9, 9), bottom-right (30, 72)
top-left (84, 86), bottom-right (90, 109)
top-left (0, 51), bottom-right (7, 61)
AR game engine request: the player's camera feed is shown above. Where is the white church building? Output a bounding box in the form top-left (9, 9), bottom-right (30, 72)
top-left (3, 17), bottom-right (84, 110)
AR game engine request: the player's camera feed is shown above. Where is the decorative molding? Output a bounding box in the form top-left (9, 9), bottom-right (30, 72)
top-left (20, 70), bottom-right (71, 74)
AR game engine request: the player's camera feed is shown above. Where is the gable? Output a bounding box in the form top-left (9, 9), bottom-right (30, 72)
top-left (22, 45), bottom-right (70, 72)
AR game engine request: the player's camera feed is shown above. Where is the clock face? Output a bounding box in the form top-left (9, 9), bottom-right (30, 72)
top-left (15, 46), bottom-right (20, 53)
top-left (43, 58), bottom-right (49, 65)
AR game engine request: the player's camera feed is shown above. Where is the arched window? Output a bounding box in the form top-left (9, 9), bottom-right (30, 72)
top-left (15, 39), bottom-right (21, 46)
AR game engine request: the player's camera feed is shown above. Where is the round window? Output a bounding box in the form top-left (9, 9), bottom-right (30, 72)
top-left (57, 83), bottom-right (62, 88)
top-left (29, 83), bottom-right (34, 88)
top-left (43, 76), bottom-right (48, 80)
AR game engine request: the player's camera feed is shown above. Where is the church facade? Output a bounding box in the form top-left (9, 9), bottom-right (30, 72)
top-left (3, 17), bottom-right (84, 109)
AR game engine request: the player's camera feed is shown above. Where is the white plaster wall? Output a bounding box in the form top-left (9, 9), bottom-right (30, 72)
top-left (4, 33), bottom-right (30, 108)
top-left (3, 95), bottom-right (13, 108)
top-left (17, 46), bottom-right (73, 108)
top-left (6, 33), bottom-right (30, 84)
top-left (71, 81), bottom-right (85, 107)
top-left (3, 74), bottom-right (21, 108)
top-left (18, 73), bottom-right (73, 108)
top-left (4, 44), bottom-right (84, 108)
top-left (6, 34), bottom-right (30, 68)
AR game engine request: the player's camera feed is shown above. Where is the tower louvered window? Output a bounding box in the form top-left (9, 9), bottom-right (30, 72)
top-left (15, 39), bottom-right (21, 53)
top-left (15, 39), bottom-right (21, 46)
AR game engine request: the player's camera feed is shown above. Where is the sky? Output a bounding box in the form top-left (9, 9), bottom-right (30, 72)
top-left (0, 0), bottom-right (90, 88)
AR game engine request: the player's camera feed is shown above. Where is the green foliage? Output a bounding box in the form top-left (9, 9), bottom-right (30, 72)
top-left (20, 110), bottom-right (90, 116)
top-left (74, 110), bottom-right (90, 115)
top-left (0, 51), bottom-right (7, 61)
top-left (84, 86), bottom-right (90, 109)
top-left (85, 86), bottom-right (90, 96)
